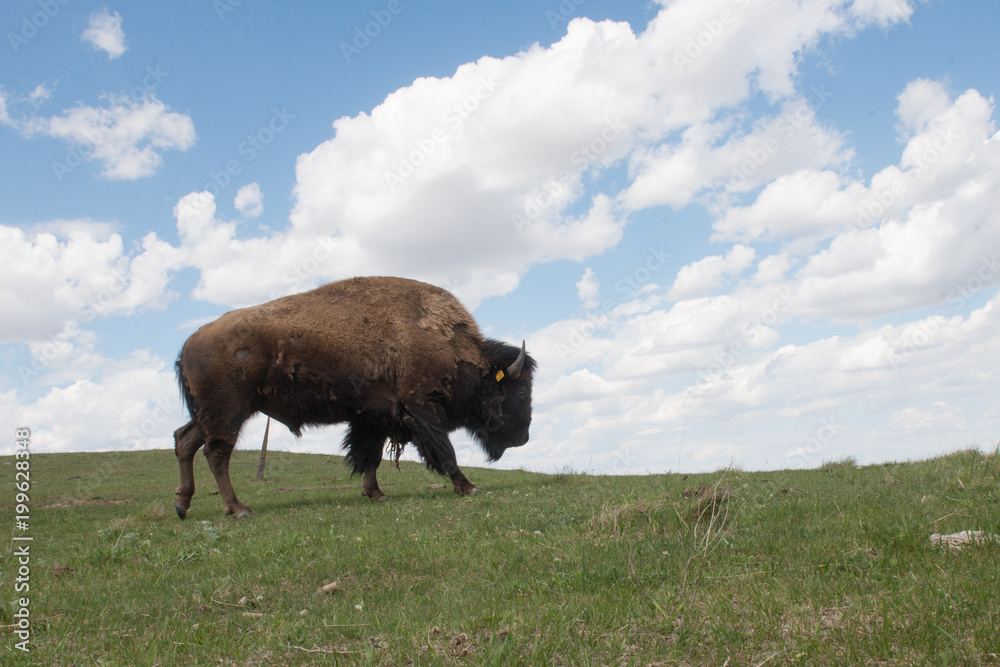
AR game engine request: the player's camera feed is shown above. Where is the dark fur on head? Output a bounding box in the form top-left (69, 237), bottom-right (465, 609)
top-left (453, 338), bottom-right (536, 462)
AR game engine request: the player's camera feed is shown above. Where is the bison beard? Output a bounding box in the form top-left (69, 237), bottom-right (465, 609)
top-left (172, 276), bottom-right (535, 518)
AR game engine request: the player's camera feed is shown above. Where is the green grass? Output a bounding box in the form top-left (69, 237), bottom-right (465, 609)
top-left (2, 445), bottom-right (999, 665)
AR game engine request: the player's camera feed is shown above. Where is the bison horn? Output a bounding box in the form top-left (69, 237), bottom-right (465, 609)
top-left (505, 341), bottom-right (526, 380)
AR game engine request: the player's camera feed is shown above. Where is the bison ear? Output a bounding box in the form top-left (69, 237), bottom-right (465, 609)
top-left (504, 340), bottom-right (526, 381)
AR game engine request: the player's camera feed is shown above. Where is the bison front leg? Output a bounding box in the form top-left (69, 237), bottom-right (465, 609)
top-left (403, 412), bottom-right (479, 496)
top-left (174, 421), bottom-right (205, 520)
top-left (361, 459), bottom-right (389, 503)
top-left (204, 439), bottom-right (255, 518)
top-left (444, 460), bottom-right (479, 496)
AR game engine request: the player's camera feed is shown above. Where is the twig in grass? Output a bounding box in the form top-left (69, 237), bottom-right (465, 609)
top-left (754, 650), bottom-right (784, 666)
top-left (288, 643), bottom-right (360, 655)
top-left (210, 597), bottom-right (244, 608)
top-left (705, 569), bottom-right (772, 580)
top-left (322, 622), bottom-right (371, 628)
top-left (112, 514), bottom-right (132, 552)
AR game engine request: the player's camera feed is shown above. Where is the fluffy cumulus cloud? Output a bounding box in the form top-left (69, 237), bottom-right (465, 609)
top-left (516, 77), bottom-right (1000, 473)
top-left (234, 183), bottom-right (264, 219)
top-left (122, 0), bottom-right (918, 312)
top-left (82, 8), bottom-right (127, 59)
top-left (577, 268), bottom-right (600, 309)
top-left (1, 91), bottom-right (195, 180)
top-left (0, 222), bottom-right (182, 342)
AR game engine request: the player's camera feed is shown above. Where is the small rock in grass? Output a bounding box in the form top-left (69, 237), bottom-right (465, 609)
top-left (929, 530), bottom-right (1000, 552)
top-left (317, 581), bottom-right (340, 594)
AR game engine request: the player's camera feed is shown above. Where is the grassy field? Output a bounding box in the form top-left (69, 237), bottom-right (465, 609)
top-left (1, 445), bottom-right (999, 665)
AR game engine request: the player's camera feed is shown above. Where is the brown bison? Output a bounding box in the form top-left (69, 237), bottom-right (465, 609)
top-left (173, 276), bottom-right (535, 518)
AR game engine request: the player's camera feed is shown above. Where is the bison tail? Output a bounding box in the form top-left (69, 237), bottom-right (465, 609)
top-left (176, 353), bottom-right (198, 420)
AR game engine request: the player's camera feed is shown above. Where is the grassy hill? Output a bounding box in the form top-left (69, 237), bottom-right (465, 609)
top-left (1, 446), bottom-right (999, 665)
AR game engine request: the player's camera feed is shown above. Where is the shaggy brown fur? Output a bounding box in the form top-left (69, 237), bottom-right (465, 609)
top-left (173, 276), bottom-right (535, 518)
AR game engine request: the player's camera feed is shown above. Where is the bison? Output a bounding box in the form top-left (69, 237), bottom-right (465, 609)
top-left (173, 276), bottom-right (536, 518)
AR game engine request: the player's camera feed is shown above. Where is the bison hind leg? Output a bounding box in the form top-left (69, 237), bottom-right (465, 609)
top-left (204, 439), bottom-right (255, 518)
top-left (343, 421), bottom-right (390, 502)
top-left (174, 421), bottom-right (205, 520)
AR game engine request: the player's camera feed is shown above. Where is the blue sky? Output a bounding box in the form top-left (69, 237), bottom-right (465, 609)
top-left (2, 0), bottom-right (999, 475)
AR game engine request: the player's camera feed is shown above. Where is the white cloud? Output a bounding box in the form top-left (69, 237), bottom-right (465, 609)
top-left (3, 93), bottom-right (195, 180)
top-left (0, 350), bottom-right (181, 455)
top-left (15, 0), bottom-right (905, 315)
top-left (667, 244), bottom-right (756, 300)
top-left (849, 0), bottom-right (914, 28)
top-left (577, 268), bottom-right (600, 309)
top-left (40, 95), bottom-right (195, 179)
top-left (268, 1), bottom-right (910, 309)
top-left (28, 82), bottom-right (55, 104)
top-left (0, 224), bottom-right (182, 342)
top-left (890, 402), bottom-right (967, 433)
top-left (82, 8), bottom-right (127, 59)
top-left (234, 183), bottom-right (264, 218)
top-left (624, 96), bottom-right (851, 211)
top-left (518, 289), bottom-right (1000, 473)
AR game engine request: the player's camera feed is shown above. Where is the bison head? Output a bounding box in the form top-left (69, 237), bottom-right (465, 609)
top-left (468, 340), bottom-right (536, 461)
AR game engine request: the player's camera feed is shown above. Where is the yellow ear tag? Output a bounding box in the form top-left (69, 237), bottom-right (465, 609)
top-left (495, 370), bottom-right (505, 382)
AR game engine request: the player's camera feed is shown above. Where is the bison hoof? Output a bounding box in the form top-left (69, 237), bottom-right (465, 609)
top-left (233, 509), bottom-right (256, 519)
top-left (175, 502), bottom-right (188, 520)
